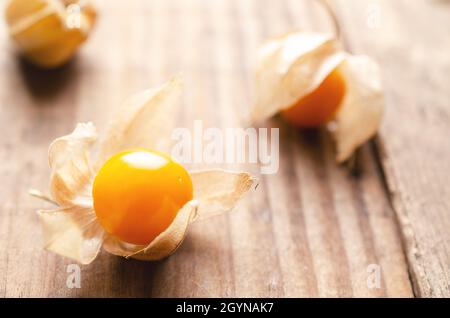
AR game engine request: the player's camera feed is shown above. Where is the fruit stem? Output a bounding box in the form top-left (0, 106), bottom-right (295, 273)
top-left (29, 189), bottom-right (59, 206)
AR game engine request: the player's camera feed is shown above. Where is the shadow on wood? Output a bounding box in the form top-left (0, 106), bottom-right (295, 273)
top-left (70, 232), bottom-right (226, 297)
top-left (16, 56), bottom-right (80, 101)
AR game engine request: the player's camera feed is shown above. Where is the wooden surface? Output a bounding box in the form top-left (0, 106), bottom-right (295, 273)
top-left (0, 0), bottom-right (448, 297)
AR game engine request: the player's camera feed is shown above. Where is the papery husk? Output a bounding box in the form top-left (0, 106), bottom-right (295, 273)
top-left (329, 55), bottom-right (384, 162)
top-left (40, 121), bottom-right (103, 264)
top-left (190, 170), bottom-right (255, 221)
top-left (252, 31), bottom-right (345, 123)
top-left (35, 77), bottom-right (254, 264)
top-left (38, 204), bottom-right (105, 265)
top-left (95, 76), bottom-right (183, 168)
top-left (49, 122), bottom-right (97, 206)
top-left (5, 0), bottom-right (96, 68)
top-left (252, 30), bottom-right (384, 162)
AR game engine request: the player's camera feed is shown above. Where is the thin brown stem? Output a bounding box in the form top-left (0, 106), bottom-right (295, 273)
top-left (29, 189), bottom-right (59, 206)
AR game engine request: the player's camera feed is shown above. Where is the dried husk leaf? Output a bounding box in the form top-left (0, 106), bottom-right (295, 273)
top-left (95, 76), bottom-right (183, 168)
top-left (38, 204), bottom-right (105, 265)
top-left (252, 31), bottom-right (345, 123)
top-left (329, 55), bottom-right (384, 162)
top-left (190, 169), bottom-right (255, 221)
top-left (49, 122), bottom-right (97, 206)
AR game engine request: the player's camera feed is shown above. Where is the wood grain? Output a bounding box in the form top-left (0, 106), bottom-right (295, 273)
top-left (333, 0), bottom-right (450, 297)
top-left (0, 0), bottom-right (445, 297)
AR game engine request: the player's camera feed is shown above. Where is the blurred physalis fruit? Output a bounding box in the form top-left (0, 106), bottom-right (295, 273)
top-left (281, 67), bottom-right (347, 128)
top-left (5, 0), bottom-right (96, 68)
top-left (252, 32), bottom-right (384, 162)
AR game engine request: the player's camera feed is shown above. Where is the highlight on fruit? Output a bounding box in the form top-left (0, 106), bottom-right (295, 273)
top-left (30, 77), bottom-right (254, 264)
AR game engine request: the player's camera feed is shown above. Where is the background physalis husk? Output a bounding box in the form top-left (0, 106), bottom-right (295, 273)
top-left (252, 31), bottom-right (384, 162)
top-left (5, 0), bottom-right (96, 68)
top-left (36, 77), bottom-right (255, 264)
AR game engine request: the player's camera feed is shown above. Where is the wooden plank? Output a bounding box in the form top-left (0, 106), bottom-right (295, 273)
top-left (333, 0), bottom-right (450, 297)
top-left (0, 0), bottom-right (415, 297)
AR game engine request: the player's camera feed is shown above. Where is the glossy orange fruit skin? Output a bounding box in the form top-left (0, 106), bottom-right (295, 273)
top-left (92, 149), bottom-right (193, 245)
top-left (281, 68), bottom-right (346, 128)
